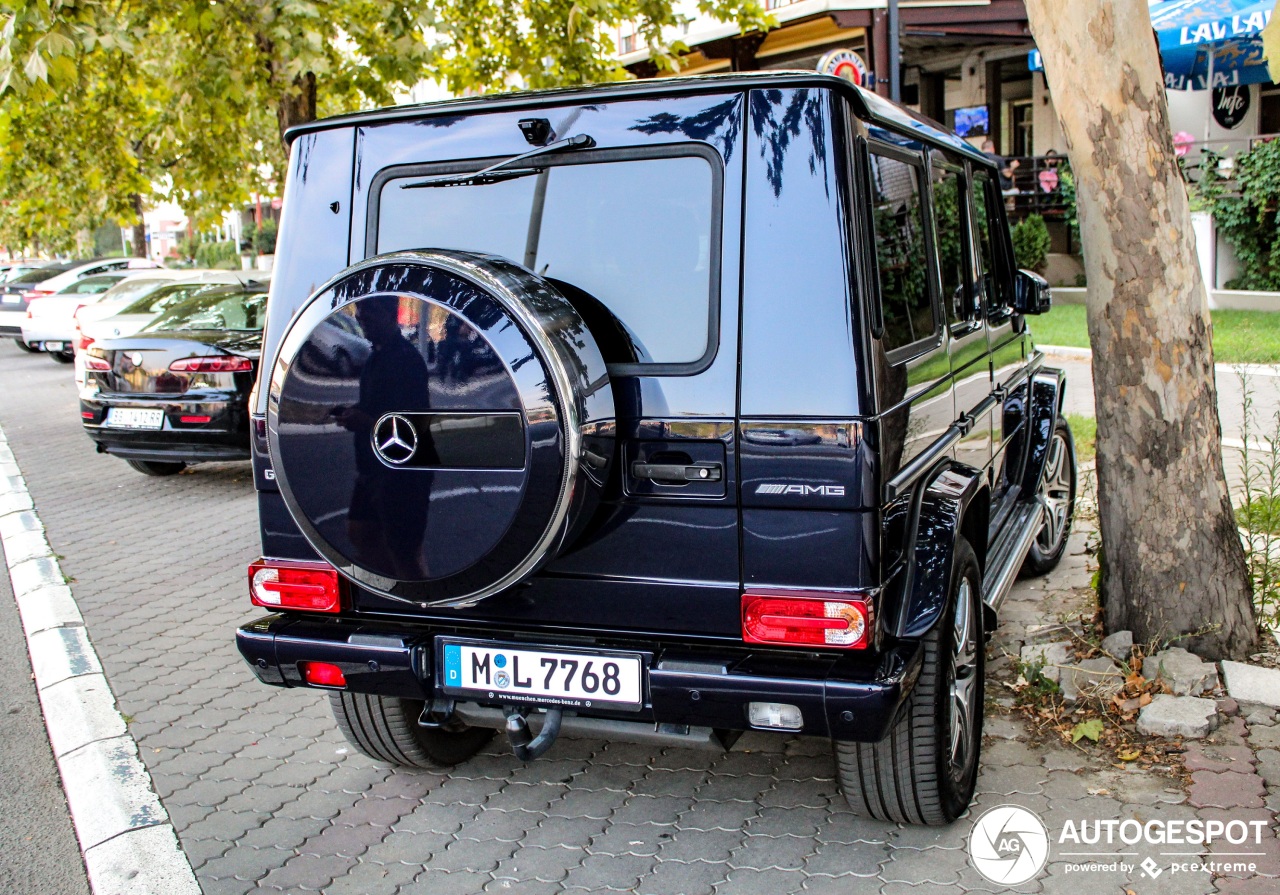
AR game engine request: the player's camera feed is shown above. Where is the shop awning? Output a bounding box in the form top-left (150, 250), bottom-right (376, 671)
top-left (1150, 0), bottom-right (1277, 90)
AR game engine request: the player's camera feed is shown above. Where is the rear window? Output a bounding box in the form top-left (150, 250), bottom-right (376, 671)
top-left (121, 283), bottom-right (214, 315)
top-left (60, 274), bottom-right (125, 295)
top-left (373, 152), bottom-right (717, 371)
top-left (7, 268), bottom-right (58, 285)
top-left (144, 289), bottom-right (268, 333)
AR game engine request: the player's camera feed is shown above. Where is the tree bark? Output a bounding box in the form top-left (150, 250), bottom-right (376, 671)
top-left (130, 192), bottom-right (147, 259)
top-left (1024, 0), bottom-right (1256, 659)
top-left (276, 71), bottom-right (317, 160)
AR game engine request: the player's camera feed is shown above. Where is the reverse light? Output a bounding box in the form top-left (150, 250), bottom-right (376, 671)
top-left (748, 702), bottom-right (804, 730)
top-left (742, 591), bottom-right (871, 648)
top-left (300, 662), bottom-right (346, 688)
top-left (249, 559), bottom-right (343, 613)
top-left (170, 355), bottom-right (254, 373)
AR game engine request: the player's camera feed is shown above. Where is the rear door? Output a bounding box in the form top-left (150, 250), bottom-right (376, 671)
top-left (972, 168), bottom-right (1030, 517)
top-left (930, 152), bottom-right (993, 476)
top-left (353, 93), bottom-right (747, 638)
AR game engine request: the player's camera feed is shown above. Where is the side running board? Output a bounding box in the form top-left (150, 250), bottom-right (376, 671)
top-left (981, 500), bottom-right (1044, 620)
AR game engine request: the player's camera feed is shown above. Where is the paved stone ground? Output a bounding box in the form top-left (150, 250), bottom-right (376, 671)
top-left (2, 346), bottom-right (1278, 895)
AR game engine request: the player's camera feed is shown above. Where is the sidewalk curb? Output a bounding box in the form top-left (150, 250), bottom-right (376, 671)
top-left (0, 425), bottom-right (199, 895)
top-left (1040, 345), bottom-right (1280, 377)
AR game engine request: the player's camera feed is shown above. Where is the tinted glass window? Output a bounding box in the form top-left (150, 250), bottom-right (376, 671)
top-left (869, 151), bottom-right (935, 352)
top-left (930, 161), bottom-right (967, 325)
top-left (61, 275), bottom-right (125, 295)
top-left (971, 170), bottom-right (1008, 313)
top-left (145, 289), bottom-right (267, 332)
top-left (8, 269), bottom-right (56, 285)
top-left (377, 154), bottom-right (715, 367)
top-left (121, 283), bottom-right (210, 315)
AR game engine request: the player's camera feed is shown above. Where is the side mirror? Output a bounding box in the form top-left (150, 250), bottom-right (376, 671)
top-left (1013, 269), bottom-right (1052, 315)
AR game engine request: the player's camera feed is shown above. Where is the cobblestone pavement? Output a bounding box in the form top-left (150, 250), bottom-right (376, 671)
top-left (2, 347), bottom-right (1278, 895)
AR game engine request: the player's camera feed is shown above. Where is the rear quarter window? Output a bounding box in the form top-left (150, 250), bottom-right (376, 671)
top-left (868, 148), bottom-right (937, 357)
top-left (372, 149), bottom-right (719, 373)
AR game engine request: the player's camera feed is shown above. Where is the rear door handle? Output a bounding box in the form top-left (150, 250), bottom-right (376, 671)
top-left (631, 462), bottom-right (723, 485)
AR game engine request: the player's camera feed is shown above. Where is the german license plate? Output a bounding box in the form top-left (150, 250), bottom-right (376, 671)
top-left (439, 639), bottom-right (644, 711)
top-left (105, 408), bottom-right (164, 429)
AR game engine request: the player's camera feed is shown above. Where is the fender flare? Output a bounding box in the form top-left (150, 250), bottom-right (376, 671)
top-left (892, 462), bottom-right (989, 640)
top-left (1021, 367), bottom-right (1067, 499)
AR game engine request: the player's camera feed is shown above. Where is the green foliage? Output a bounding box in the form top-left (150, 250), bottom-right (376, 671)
top-left (193, 239), bottom-right (239, 269)
top-left (0, 1), bottom-right (773, 252)
top-left (1057, 167), bottom-right (1081, 247)
top-left (1011, 213), bottom-right (1051, 272)
top-left (1204, 139), bottom-right (1280, 291)
top-left (1236, 371), bottom-right (1278, 628)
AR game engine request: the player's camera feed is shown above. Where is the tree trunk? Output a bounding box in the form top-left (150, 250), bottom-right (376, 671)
top-left (1024, 0), bottom-right (1256, 659)
top-left (130, 193), bottom-right (147, 259)
top-left (275, 71), bottom-right (317, 160)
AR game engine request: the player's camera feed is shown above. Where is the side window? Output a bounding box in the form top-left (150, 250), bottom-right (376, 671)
top-left (929, 157), bottom-right (970, 325)
top-left (868, 149), bottom-right (936, 354)
top-left (971, 169), bottom-right (1010, 315)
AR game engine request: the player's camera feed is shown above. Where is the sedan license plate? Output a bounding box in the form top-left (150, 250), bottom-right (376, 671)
top-left (1, 296), bottom-right (18, 304)
top-left (105, 408), bottom-right (164, 429)
top-left (44, 341), bottom-right (63, 351)
top-left (439, 639), bottom-right (644, 711)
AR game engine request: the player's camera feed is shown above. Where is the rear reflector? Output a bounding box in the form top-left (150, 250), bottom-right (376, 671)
top-left (179, 415), bottom-right (213, 424)
top-left (300, 662), bottom-right (346, 688)
top-left (80, 411), bottom-right (94, 419)
top-left (249, 559), bottom-right (343, 613)
top-left (170, 355), bottom-right (254, 373)
top-left (742, 592), bottom-right (871, 648)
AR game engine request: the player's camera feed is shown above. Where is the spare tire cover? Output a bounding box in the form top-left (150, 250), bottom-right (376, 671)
top-left (267, 250), bottom-right (614, 608)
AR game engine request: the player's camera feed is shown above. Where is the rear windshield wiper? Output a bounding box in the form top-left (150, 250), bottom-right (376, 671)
top-left (401, 133), bottom-right (596, 190)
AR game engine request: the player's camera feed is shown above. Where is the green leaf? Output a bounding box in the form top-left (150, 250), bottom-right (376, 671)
top-left (1071, 719), bottom-right (1104, 743)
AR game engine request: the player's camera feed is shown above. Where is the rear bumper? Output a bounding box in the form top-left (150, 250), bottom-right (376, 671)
top-left (236, 614), bottom-right (922, 743)
top-left (82, 394), bottom-right (250, 462)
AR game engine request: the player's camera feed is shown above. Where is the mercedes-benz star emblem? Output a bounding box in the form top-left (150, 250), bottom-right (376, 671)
top-left (372, 413), bottom-right (418, 466)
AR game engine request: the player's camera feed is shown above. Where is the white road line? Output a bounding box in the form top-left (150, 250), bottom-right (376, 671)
top-left (0, 422), bottom-right (199, 895)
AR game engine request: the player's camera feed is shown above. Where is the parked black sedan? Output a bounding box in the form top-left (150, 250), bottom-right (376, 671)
top-left (80, 284), bottom-right (266, 475)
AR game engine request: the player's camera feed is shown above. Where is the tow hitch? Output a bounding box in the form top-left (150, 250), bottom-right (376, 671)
top-left (503, 707), bottom-right (563, 761)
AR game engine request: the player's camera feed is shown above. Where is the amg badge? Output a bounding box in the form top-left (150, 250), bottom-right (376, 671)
top-left (755, 483), bottom-right (846, 497)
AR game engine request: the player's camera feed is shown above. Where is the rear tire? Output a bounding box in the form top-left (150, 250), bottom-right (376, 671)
top-left (329, 693), bottom-right (492, 769)
top-left (14, 339), bottom-right (38, 353)
top-left (1020, 418), bottom-right (1076, 578)
top-left (834, 537), bottom-right (983, 825)
top-left (51, 348), bottom-right (74, 364)
top-left (125, 459), bottom-right (187, 476)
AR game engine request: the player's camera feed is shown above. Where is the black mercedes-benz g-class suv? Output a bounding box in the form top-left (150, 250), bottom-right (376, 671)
top-left (237, 72), bottom-right (1075, 826)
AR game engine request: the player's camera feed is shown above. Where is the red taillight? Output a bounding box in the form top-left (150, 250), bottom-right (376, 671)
top-left (300, 662), bottom-right (346, 688)
top-left (742, 592), bottom-right (871, 649)
top-left (83, 355), bottom-right (110, 372)
top-left (248, 559), bottom-right (343, 613)
top-left (169, 355), bottom-right (254, 373)
top-left (179, 415), bottom-right (212, 424)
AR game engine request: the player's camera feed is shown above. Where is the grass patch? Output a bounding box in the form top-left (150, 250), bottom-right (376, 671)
top-left (1065, 413), bottom-right (1096, 463)
top-left (1031, 304), bottom-right (1280, 364)
top-left (1031, 304), bottom-right (1091, 349)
